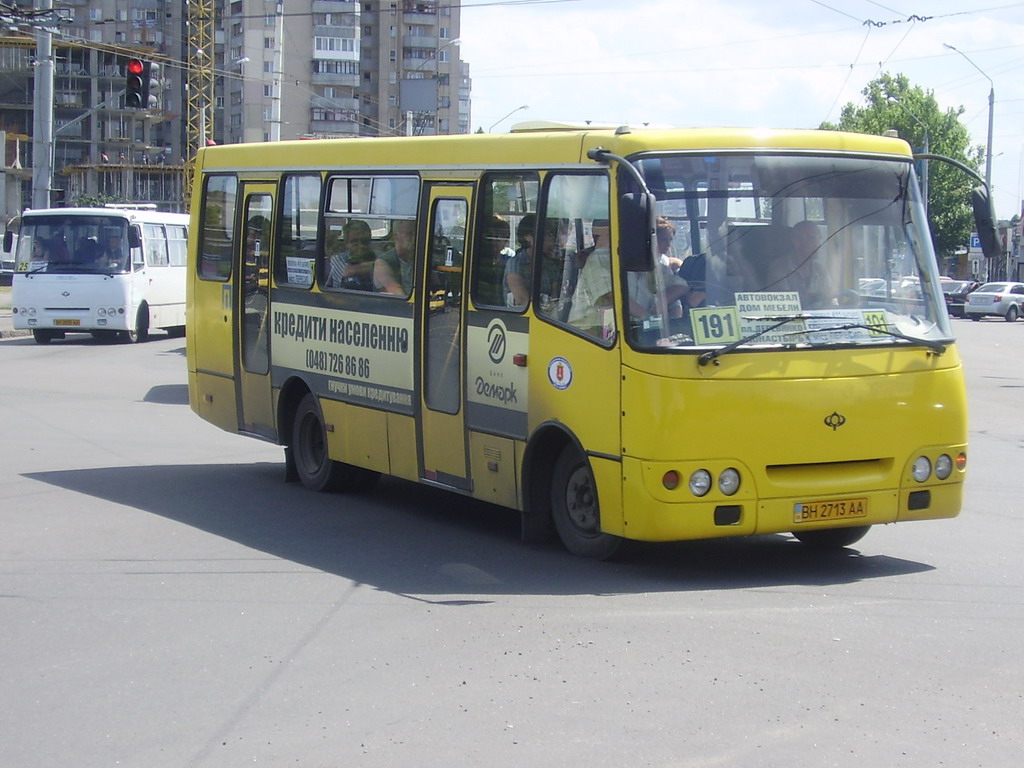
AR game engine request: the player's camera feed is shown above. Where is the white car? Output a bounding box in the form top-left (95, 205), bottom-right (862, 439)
top-left (965, 282), bottom-right (1024, 322)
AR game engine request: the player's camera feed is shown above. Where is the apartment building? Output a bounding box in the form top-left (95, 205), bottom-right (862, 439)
top-left (222, 1), bottom-right (469, 142)
top-left (0, 0), bottom-right (470, 221)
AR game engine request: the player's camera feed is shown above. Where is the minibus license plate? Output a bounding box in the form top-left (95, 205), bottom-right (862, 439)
top-left (54, 319), bottom-right (80, 327)
top-left (793, 497), bottom-right (868, 523)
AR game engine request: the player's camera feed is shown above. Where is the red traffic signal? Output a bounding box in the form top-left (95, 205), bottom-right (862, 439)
top-left (125, 58), bottom-right (151, 109)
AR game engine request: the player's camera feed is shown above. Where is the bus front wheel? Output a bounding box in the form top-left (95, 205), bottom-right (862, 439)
top-left (791, 525), bottom-right (870, 549)
top-left (32, 329), bottom-right (56, 345)
top-left (551, 447), bottom-right (622, 560)
top-left (291, 393), bottom-right (379, 493)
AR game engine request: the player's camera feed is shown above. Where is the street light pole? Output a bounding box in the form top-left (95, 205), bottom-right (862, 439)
top-left (944, 43), bottom-right (994, 190)
top-left (31, 0), bottom-right (54, 210)
top-left (488, 105), bottom-right (529, 133)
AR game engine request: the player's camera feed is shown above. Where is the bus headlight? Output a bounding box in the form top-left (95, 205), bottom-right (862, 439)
top-left (97, 308), bottom-right (107, 317)
top-left (912, 456), bottom-right (931, 483)
top-left (935, 454), bottom-right (953, 480)
top-left (718, 468), bottom-right (741, 496)
top-left (689, 469), bottom-right (712, 497)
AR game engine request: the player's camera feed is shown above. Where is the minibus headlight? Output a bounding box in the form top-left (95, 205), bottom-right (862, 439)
top-left (97, 308), bottom-right (106, 317)
top-left (718, 468), bottom-right (741, 496)
top-left (108, 307), bottom-right (116, 316)
top-left (935, 454), bottom-right (953, 480)
top-left (689, 469), bottom-right (712, 497)
top-left (912, 456), bottom-right (931, 483)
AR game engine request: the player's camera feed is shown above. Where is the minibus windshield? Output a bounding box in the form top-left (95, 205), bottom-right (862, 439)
top-left (627, 153), bottom-right (952, 352)
top-left (16, 216), bottom-right (131, 275)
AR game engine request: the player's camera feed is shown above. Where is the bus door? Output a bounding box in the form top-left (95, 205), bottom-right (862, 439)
top-left (418, 185), bottom-right (472, 490)
top-left (236, 184), bottom-right (276, 439)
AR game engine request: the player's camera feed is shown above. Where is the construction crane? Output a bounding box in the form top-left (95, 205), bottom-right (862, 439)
top-left (186, 0), bottom-right (215, 160)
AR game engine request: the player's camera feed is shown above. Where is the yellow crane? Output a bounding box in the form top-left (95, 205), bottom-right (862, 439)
top-left (185, 0), bottom-right (214, 190)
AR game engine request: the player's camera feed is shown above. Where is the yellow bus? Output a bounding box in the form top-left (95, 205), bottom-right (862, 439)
top-left (187, 123), bottom-right (973, 559)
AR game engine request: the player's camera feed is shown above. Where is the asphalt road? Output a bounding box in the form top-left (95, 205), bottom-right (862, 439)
top-left (0, 318), bottom-right (1022, 767)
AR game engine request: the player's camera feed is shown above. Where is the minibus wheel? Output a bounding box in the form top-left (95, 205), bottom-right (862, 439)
top-left (791, 525), bottom-right (870, 549)
top-left (291, 393), bottom-right (379, 493)
top-left (551, 447), bottom-right (622, 560)
top-left (122, 306), bottom-right (149, 343)
top-left (32, 329), bottom-right (55, 345)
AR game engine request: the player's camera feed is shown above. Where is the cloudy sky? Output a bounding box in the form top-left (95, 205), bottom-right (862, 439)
top-left (459, 0), bottom-right (1024, 219)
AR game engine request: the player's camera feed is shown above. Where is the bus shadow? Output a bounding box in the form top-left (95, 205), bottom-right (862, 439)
top-left (26, 463), bottom-right (934, 597)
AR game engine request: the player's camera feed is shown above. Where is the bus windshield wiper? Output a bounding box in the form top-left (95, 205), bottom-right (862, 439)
top-left (783, 321), bottom-right (947, 355)
top-left (697, 314), bottom-right (816, 366)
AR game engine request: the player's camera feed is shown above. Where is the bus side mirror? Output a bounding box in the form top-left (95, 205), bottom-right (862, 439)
top-left (619, 192), bottom-right (657, 272)
top-left (2, 231), bottom-right (11, 253)
top-left (128, 226), bottom-right (142, 250)
top-left (971, 185), bottom-right (1000, 260)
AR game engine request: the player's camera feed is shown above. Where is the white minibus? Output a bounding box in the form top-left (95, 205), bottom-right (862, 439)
top-left (5, 205), bottom-right (189, 344)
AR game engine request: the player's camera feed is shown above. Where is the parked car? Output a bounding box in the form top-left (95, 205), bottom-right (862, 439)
top-left (943, 279), bottom-right (981, 317)
top-left (964, 282), bottom-right (1024, 322)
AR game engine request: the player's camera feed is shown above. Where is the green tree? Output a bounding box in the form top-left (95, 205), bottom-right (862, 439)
top-left (73, 192), bottom-right (129, 208)
top-left (820, 73), bottom-right (983, 259)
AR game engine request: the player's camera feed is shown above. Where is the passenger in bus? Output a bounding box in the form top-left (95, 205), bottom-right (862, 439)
top-left (374, 219), bottom-right (416, 295)
top-left (766, 220), bottom-right (833, 306)
top-left (76, 237), bottom-right (100, 267)
top-left (47, 236), bottom-right (70, 263)
top-left (30, 238), bottom-right (49, 264)
top-left (327, 219), bottom-right (376, 290)
top-left (656, 217), bottom-right (684, 270)
top-left (633, 217), bottom-right (688, 319)
top-left (677, 252), bottom-right (707, 312)
top-left (504, 214), bottom-right (536, 307)
top-left (99, 234), bottom-right (126, 270)
top-left (475, 215), bottom-right (512, 306)
top-left (627, 263), bottom-right (689, 322)
top-left (567, 219), bottom-right (615, 338)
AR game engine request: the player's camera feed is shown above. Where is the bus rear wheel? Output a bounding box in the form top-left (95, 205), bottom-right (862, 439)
top-left (791, 525), bottom-right (870, 549)
top-left (551, 447), bottom-right (622, 559)
top-left (291, 393), bottom-right (379, 493)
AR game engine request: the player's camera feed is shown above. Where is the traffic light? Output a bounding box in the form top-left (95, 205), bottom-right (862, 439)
top-left (125, 58), bottom-right (151, 109)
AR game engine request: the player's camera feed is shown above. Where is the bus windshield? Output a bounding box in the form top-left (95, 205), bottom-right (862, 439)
top-left (16, 215), bottom-right (130, 275)
top-left (628, 153), bottom-right (950, 352)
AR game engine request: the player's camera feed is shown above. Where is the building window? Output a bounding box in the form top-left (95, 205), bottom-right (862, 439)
top-left (315, 37), bottom-right (357, 53)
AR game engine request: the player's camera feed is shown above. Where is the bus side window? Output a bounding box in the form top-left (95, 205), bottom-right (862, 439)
top-left (536, 173), bottom-right (611, 338)
top-left (277, 173), bottom-right (320, 289)
top-left (198, 175), bottom-right (238, 281)
top-left (166, 225), bottom-right (188, 266)
top-left (144, 224), bottom-right (169, 267)
top-left (471, 172), bottom-right (538, 310)
top-left (130, 225), bottom-right (145, 270)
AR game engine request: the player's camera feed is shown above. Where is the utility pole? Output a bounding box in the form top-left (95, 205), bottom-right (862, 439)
top-left (31, 0), bottom-right (54, 210)
top-left (270, 1), bottom-right (283, 142)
